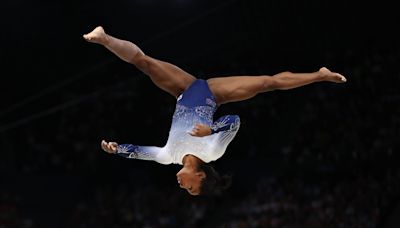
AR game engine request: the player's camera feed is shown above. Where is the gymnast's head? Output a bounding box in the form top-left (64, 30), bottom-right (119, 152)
top-left (176, 156), bottom-right (232, 196)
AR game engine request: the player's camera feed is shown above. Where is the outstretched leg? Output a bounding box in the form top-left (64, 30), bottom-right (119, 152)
top-left (207, 67), bottom-right (347, 105)
top-left (83, 26), bottom-right (196, 97)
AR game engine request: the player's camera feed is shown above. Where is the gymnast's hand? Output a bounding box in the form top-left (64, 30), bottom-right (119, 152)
top-left (101, 140), bottom-right (118, 154)
top-left (189, 124), bottom-right (212, 137)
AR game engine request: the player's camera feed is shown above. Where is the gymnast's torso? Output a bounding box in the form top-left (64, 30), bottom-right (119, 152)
top-left (116, 79), bottom-right (240, 165)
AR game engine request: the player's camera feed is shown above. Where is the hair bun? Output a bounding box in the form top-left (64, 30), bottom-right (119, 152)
top-left (200, 164), bottom-right (233, 195)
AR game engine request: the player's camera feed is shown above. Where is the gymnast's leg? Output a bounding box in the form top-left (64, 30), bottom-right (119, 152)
top-left (83, 26), bottom-right (196, 98)
top-left (207, 67), bottom-right (347, 105)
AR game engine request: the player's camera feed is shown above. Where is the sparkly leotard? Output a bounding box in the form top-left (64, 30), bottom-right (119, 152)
top-left (116, 79), bottom-right (240, 165)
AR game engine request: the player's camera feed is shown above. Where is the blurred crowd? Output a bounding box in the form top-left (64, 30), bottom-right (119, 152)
top-left (63, 167), bottom-right (399, 228)
top-left (1, 47), bottom-right (399, 228)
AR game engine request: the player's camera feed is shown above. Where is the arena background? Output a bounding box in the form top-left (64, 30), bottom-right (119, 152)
top-left (1, 0), bottom-right (399, 227)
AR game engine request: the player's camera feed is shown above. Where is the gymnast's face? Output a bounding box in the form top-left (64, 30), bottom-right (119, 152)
top-left (176, 167), bottom-right (205, 196)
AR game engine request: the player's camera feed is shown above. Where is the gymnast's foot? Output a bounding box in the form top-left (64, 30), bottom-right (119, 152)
top-left (319, 67), bottom-right (347, 83)
top-left (83, 26), bottom-right (109, 45)
top-left (318, 67), bottom-right (347, 83)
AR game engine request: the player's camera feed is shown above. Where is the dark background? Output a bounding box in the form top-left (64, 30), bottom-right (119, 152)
top-left (1, 0), bottom-right (399, 227)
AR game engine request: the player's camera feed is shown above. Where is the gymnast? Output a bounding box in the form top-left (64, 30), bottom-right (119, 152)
top-left (83, 26), bottom-right (347, 196)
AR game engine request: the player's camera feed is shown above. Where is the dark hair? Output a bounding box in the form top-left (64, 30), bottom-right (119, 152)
top-left (199, 163), bottom-right (232, 196)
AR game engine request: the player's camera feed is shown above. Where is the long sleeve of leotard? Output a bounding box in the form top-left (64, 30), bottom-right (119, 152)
top-left (116, 144), bottom-right (172, 165)
top-left (211, 115), bottom-right (240, 146)
top-left (211, 115), bottom-right (240, 134)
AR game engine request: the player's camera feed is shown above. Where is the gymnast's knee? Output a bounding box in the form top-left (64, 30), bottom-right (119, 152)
top-left (131, 54), bottom-right (153, 72)
top-left (261, 76), bottom-right (279, 91)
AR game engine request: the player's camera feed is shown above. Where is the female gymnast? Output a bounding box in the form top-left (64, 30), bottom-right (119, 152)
top-left (83, 26), bottom-right (346, 196)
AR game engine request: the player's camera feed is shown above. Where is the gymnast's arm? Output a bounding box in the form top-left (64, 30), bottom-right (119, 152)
top-left (100, 140), bottom-right (171, 164)
top-left (189, 115), bottom-right (240, 137)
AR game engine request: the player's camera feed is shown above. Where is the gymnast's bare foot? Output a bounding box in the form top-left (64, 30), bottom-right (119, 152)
top-left (83, 26), bottom-right (109, 45)
top-left (319, 67), bottom-right (347, 83)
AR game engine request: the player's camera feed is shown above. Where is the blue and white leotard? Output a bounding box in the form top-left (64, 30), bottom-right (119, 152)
top-left (116, 79), bottom-right (240, 165)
